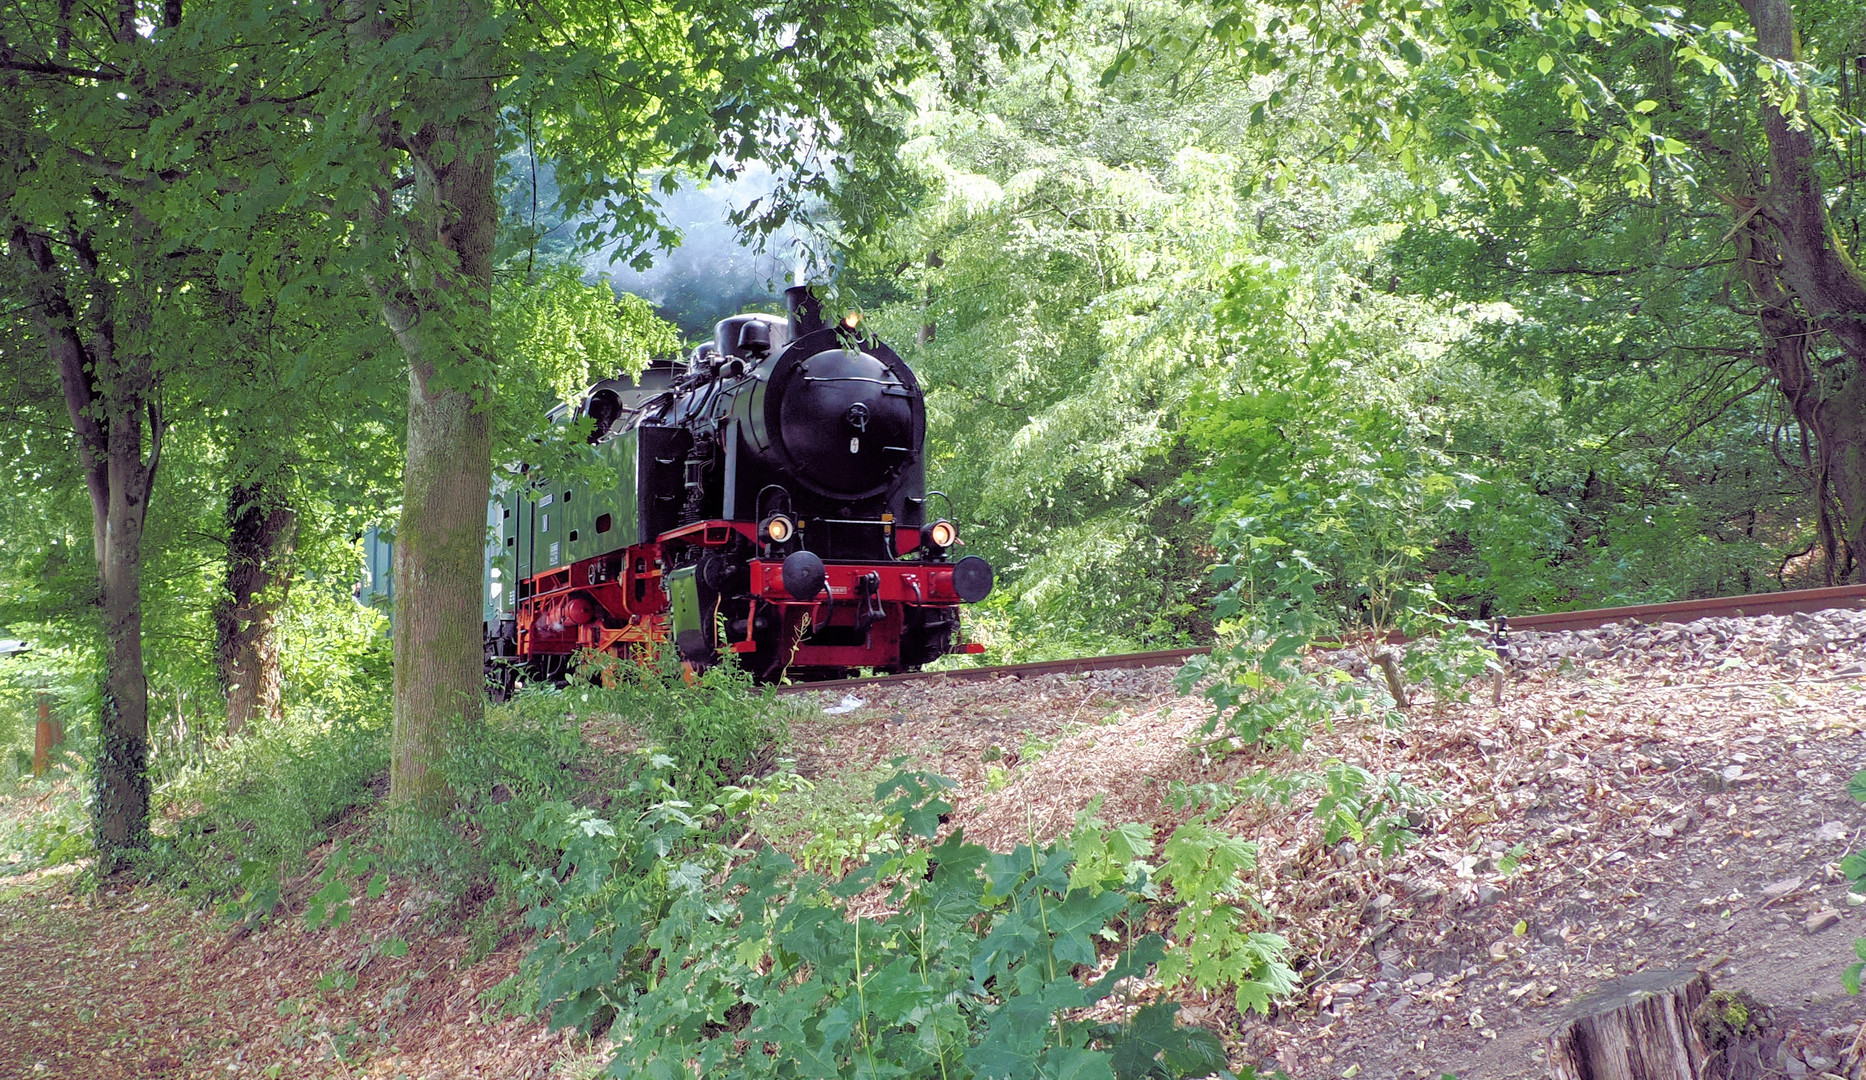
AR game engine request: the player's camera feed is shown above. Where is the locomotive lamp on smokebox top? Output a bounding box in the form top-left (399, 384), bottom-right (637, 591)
top-left (405, 284), bottom-right (994, 690)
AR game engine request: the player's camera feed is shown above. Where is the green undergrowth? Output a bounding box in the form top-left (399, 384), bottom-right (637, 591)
top-left (573, 648), bottom-right (801, 805)
top-left (1842, 770), bottom-right (1866, 995)
top-left (18, 649), bottom-right (1316, 1078)
top-left (136, 699), bottom-right (390, 905)
top-left (509, 763), bottom-right (1294, 1079)
top-left (742, 760), bottom-right (904, 876)
top-left (0, 779), bottom-right (91, 872)
top-left (126, 648), bottom-right (794, 931)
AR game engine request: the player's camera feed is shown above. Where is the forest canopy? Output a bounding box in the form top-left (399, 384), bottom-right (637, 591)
top-left (838, 0), bottom-right (1866, 656)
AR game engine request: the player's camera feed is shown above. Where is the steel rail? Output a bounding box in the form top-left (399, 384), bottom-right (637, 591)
top-left (774, 648), bottom-right (1207, 695)
top-left (774, 583), bottom-right (1866, 696)
top-left (1500, 582), bottom-right (1866, 633)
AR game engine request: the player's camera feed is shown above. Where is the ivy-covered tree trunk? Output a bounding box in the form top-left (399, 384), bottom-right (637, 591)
top-left (1739, 0), bottom-right (1866, 582)
top-left (97, 374), bottom-right (158, 857)
top-left (347, 0), bottom-right (500, 816)
top-left (216, 481), bottom-right (296, 734)
top-left (11, 226), bottom-right (160, 858)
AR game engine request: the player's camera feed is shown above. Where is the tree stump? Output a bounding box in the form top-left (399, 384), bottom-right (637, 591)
top-left (1546, 968), bottom-right (1711, 1080)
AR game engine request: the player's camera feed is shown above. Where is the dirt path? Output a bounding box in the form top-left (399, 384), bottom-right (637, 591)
top-left (0, 878), bottom-right (209, 1078)
top-left (0, 870), bottom-right (573, 1079)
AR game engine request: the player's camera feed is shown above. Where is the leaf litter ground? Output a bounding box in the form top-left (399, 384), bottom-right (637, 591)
top-left (2, 610), bottom-right (1864, 1078)
top-left (0, 823), bottom-right (577, 1079)
top-left (785, 614), bottom-right (1866, 1080)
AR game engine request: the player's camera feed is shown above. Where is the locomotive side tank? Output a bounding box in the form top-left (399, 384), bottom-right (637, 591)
top-left (484, 285), bottom-right (992, 684)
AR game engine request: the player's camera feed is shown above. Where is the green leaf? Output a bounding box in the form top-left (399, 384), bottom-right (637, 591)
top-left (1844, 960), bottom-right (1863, 996)
top-left (1110, 1002), bottom-right (1224, 1080)
top-left (1048, 889), bottom-right (1130, 965)
top-left (381, 937), bottom-right (409, 958)
top-left (1235, 974), bottom-right (1282, 1016)
top-left (967, 981), bottom-right (1088, 1078)
top-left (1847, 770), bottom-right (1866, 804)
top-left (1536, 54), bottom-right (1554, 75)
top-left (366, 873), bottom-right (388, 900)
top-left (1632, 99), bottom-right (1658, 113)
top-left (1100, 51), bottom-right (1130, 88)
top-left (1161, 1026), bottom-right (1228, 1078)
top-left (1042, 1046), bottom-right (1116, 1080)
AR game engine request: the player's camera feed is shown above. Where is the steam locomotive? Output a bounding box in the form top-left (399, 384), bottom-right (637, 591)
top-left (474, 285), bottom-right (993, 685)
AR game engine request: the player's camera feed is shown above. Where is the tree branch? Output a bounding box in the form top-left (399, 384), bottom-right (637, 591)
top-left (0, 56), bottom-right (126, 80)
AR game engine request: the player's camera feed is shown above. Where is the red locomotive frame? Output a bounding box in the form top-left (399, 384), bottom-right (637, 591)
top-left (511, 519), bottom-right (984, 674)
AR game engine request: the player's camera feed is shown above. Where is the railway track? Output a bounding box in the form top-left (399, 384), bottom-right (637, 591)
top-left (776, 582), bottom-right (1866, 696)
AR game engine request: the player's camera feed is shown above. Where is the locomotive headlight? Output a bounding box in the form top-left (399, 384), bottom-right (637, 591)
top-left (762, 514), bottom-right (796, 544)
top-left (924, 520), bottom-right (957, 550)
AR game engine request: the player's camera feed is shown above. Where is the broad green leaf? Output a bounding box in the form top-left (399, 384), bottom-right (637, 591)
top-left (1048, 889), bottom-right (1130, 966)
top-left (1110, 1002), bottom-right (1219, 1080)
top-left (1042, 1046), bottom-right (1116, 1080)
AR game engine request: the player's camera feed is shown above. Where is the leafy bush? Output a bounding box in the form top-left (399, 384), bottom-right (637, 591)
top-left (1167, 760), bottom-right (1431, 862)
top-left (1177, 513), bottom-right (1496, 750)
top-left (1175, 528), bottom-right (1389, 752)
top-left (438, 682), bottom-right (594, 878)
top-left (517, 767), bottom-right (1292, 1078)
top-left (1399, 617), bottom-right (1500, 708)
top-left (740, 761), bottom-right (900, 866)
top-left (0, 778), bottom-right (91, 871)
top-left (574, 648), bottom-right (794, 804)
top-left (1152, 819), bottom-right (1296, 1016)
top-left (1313, 761), bottom-right (1431, 858)
top-left (303, 838), bottom-right (389, 931)
top-left (1842, 770), bottom-right (1866, 995)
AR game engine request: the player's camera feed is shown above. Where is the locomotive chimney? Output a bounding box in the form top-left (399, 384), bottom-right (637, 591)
top-left (784, 285), bottom-right (826, 338)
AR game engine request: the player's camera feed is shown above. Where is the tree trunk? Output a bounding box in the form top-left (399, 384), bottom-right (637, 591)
top-left (348, 0), bottom-right (501, 818)
top-left (1820, 381), bottom-right (1866, 583)
top-left (1738, 0), bottom-right (1866, 582)
top-left (98, 387), bottom-right (156, 856)
top-left (10, 225), bottom-right (161, 859)
top-left (216, 481), bottom-right (297, 734)
top-left (390, 359), bottom-right (494, 815)
top-left (1546, 968), bottom-right (1711, 1080)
